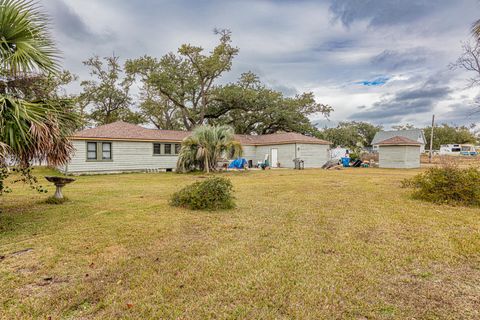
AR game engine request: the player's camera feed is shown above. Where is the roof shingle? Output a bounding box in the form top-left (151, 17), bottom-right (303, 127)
top-left (72, 121), bottom-right (331, 145)
top-left (377, 135), bottom-right (422, 146)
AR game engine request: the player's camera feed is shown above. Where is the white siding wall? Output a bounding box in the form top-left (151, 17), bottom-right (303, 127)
top-left (404, 145), bottom-right (421, 168)
top-left (64, 140), bottom-right (331, 173)
top-left (297, 144), bottom-right (329, 168)
top-left (253, 144), bottom-right (295, 168)
top-left (379, 145), bottom-right (420, 168)
top-left (64, 140), bottom-right (178, 173)
top-left (242, 145), bottom-right (256, 167)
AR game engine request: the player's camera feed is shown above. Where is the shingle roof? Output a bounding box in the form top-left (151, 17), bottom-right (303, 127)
top-left (371, 129), bottom-right (425, 145)
top-left (376, 136), bottom-right (422, 146)
top-left (234, 132), bottom-right (330, 145)
top-left (72, 121), bottom-right (331, 145)
top-left (73, 121), bottom-right (190, 141)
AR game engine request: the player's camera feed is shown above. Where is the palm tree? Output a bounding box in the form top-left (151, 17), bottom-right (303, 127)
top-left (176, 125), bottom-right (243, 173)
top-left (0, 0), bottom-right (77, 193)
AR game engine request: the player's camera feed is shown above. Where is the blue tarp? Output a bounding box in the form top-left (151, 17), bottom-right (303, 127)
top-left (229, 158), bottom-right (248, 169)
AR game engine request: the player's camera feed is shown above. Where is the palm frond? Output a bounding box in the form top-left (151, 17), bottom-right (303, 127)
top-left (0, 0), bottom-right (60, 76)
top-left (0, 96), bottom-right (78, 166)
top-left (176, 124), bottom-right (240, 172)
top-left (472, 19), bottom-right (480, 40)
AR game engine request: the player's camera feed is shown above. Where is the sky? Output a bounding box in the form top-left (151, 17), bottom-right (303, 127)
top-left (43, 0), bottom-right (480, 129)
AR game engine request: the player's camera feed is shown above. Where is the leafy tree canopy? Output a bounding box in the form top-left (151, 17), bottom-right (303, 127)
top-left (424, 123), bottom-right (477, 150)
top-left (126, 31), bottom-right (331, 133)
top-left (126, 29), bottom-right (238, 130)
top-left (80, 55), bottom-right (143, 126)
top-left (318, 121), bottom-right (382, 150)
top-left (207, 72), bottom-right (332, 135)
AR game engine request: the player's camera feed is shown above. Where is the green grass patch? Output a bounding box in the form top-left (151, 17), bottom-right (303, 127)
top-left (1, 167), bottom-right (479, 319)
top-left (44, 196), bottom-right (69, 205)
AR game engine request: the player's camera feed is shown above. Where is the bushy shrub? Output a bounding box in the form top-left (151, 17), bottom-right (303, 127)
top-left (170, 176), bottom-right (235, 210)
top-left (402, 164), bottom-right (480, 206)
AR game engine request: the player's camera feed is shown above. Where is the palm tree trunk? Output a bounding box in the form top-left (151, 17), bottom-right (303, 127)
top-left (205, 153), bottom-right (209, 173)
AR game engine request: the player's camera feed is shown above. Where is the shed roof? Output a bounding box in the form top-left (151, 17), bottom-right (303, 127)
top-left (72, 121), bottom-right (331, 146)
top-left (377, 136), bottom-right (422, 146)
top-left (372, 129), bottom-right (425, 145)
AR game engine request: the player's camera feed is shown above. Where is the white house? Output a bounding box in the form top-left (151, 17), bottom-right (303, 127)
top-left (372, 129), bottom-right (426, 153)
top-left (377, 136), bottom-right (421, 169)
top-left (61, 121), bottom-right (331, 174)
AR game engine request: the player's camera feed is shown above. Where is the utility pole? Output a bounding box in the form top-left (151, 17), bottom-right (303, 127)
top-left (429, 114), bottom-right (435, 163)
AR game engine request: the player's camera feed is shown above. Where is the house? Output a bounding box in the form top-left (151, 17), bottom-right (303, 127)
top-left (61, 121), bottom-right (331, 174)
top-left (371, 129), bottom-right (426, 153)
top-left (377, 136), bottom-right (421, 169)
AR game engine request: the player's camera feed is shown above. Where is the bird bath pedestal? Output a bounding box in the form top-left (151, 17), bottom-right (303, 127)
top-left (45, 176), bottom-right (75, 199)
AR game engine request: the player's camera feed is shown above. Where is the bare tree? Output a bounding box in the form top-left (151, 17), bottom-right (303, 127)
top-left (450, 41), bottom-right (480, 87)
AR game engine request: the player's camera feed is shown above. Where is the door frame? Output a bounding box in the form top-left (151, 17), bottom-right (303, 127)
top-left (271, 148), bottom-right (278, 168)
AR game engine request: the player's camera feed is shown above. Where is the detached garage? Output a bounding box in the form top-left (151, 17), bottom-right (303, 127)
top-left (377, 136), bottom-right (421, 169)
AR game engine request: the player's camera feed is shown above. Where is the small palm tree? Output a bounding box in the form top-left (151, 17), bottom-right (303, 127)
top-left (0, 0), bottom-right (77, 193)
top-left (176, 125), bottom-right (243, 173)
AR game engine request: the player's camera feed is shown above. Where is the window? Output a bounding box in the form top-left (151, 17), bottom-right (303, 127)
top-left (164, 144), bottom-right (172, 155)
top-left (87, 141), bottom-right (112, 161)
top-left (102, 142), bottom-right (112, 160)
top-left (153, 143), bottom-right (179, 155)
top-left (87, 142), bottom-right (97, 160)
top-left (153, 143), bottom-right (161, 155)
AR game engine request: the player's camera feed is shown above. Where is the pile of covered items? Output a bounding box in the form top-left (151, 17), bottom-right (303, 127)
top-left (228, 158), bottom-right (248, 170)
top-left (323, 147), bottom-right (378, 170)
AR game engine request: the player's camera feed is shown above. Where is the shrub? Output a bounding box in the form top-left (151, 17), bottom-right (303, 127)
top-left (170, 176), bottom-right (235, 210)
top-left (402, 164), bottom-right (480, 206)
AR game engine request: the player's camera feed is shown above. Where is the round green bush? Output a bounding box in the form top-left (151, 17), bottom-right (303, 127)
top-left (402, 165), bottom-right (480, 206)
top-left (170, 176), bottom-right (235, 210)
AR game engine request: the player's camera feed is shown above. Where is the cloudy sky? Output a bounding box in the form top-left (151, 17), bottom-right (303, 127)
top-left (43, 0), bottom-right (480, 129)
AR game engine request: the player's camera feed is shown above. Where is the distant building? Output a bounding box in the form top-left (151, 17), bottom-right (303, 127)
top-left (372, 129), bottom-right (426, 153)
top-left (377, 136), bottom-right (421, 169)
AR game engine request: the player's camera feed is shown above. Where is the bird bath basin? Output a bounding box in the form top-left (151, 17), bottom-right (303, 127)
top-left (45, 176), bottom-right (75, 199)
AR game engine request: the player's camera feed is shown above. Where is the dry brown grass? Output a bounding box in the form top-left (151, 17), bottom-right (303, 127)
top-left (1, 167), bottom-right (479, 319)
top-left (421, 154), bottom-right (480, 167)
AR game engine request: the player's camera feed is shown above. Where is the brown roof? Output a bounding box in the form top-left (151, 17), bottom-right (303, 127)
top-left (73, 121), bottom-right (190, 141)
top-left (234, 132), bottom-right (330, 145)
top-left (72, 121), bottom-right (331, 145)
top-left (377, 135), bottom-right (422, 146)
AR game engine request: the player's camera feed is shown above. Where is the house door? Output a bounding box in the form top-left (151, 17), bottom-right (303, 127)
top-left (271, 148), bottom-right (278, 167)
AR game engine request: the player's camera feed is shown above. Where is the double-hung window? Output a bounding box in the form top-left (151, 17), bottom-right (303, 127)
top-left (153, 143), bottom-right (161, 155)
top-left (164, 144), bottom-right (172, 155)
top-left (87, 142), bottom-right (97, 160)
top-left (102, 142), bottom-right (112, 160)
top-left (87, 141), bottom-right (112, 161)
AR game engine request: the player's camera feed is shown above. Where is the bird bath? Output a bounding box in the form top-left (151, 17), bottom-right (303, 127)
top-left (45, 176), bottom-right (75, 199)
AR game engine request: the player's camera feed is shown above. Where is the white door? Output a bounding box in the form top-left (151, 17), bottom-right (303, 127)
top-left (271, 148), bottom-right (278, 167)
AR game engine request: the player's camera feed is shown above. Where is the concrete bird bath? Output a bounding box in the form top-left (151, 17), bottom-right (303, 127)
top-left (45, 176), bottom-right (75, 199)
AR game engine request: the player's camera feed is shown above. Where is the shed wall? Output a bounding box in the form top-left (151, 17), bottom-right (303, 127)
top-left (297, 144), bottom-right (329, 168)
top-left (379, 145), bottom-right (420, 168)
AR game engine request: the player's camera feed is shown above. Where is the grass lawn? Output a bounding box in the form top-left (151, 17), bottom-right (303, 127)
top-left (1, 167), bottom-right (479, 319)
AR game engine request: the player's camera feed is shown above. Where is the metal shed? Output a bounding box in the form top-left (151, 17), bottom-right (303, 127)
top-left (377, 136), bottom-right (421, 169)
